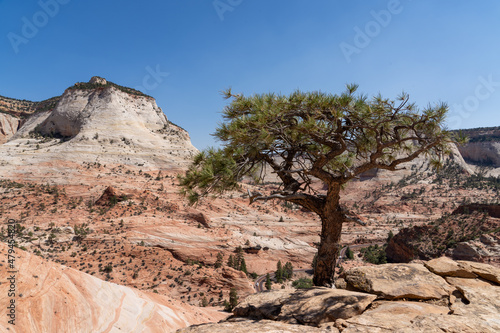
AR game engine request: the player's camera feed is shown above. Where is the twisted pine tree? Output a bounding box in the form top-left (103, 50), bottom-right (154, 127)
top-left (179, 84), bottom-right (457, 287)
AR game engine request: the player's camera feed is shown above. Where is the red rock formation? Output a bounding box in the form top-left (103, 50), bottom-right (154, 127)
top-left (95, 186), bottom-right (128, 206)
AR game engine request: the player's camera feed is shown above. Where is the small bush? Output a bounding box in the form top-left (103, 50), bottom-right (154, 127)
top-left (292, 278), bottom-right (313, 289)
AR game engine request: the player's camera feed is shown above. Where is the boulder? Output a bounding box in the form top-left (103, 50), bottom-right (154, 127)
top-left (278, 288), bottom-right (377, 325)
top-left (234, 288), bottom-right (376, 325)
top-left (424, 257), bottom-right (477, 278)
top-left (233, 289), bottom-right (293, 320)
top-left (448, 235), bottom-right (500, 263)
top-left (186, 210), bottom-right (211, 228)
top-left (447, 242), bottom-right (482, 261)
top-left (457, 260), bottom-right (500, 284)
top-left (345, 263), bottom-right (452, 300)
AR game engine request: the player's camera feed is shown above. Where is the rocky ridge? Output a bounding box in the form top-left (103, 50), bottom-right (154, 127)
top-left (179, 257), bottom-right (500, 332)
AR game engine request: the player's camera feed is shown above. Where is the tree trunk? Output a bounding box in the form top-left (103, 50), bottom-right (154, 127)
top-left (313, 207), bottom-right (344, 287)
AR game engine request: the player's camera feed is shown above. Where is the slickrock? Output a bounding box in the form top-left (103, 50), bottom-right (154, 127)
top-left (344, 263), bottom-right (453, 300)
top-left (408, 313), bottom-right (499, 333)
top-left (446, 277), bottom-right (500, 330)
top-left (342, 301), bottom-right (449, 332)
top-left (0, 243), bottom-right (228, 333)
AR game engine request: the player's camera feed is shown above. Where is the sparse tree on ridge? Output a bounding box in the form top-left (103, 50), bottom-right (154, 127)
top-left (179, 85), bottom-right (458, 287)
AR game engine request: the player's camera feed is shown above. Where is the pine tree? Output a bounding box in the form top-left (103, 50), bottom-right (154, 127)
top-left (275, 260), bottom-right (283, 283)
top-left (224, 288), bottom-right (238, 312)
top-left (240, 257), bottom-right (247, 274)
top-left (265, 273), bottom-right (272, 290)
top-left (227, 255), bottom-right (234, 268)
top-left (235, 246), bottom-right (244, 265)
top-left (346, 246), bottom-right (354, 260)
top-left (283, 262), bottom-right (293, 280)
top-left (215, 252), bottom-right (224, 268)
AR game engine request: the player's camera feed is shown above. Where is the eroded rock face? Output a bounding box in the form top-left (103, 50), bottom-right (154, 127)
top-left (0, 112), bottom-right (21, 143)
top-left (409, 314), bottom-right (499, 333)
top-left (344, 264), bottom-right (452, 300)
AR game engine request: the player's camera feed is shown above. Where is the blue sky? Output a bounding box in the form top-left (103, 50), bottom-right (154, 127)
top-left (1, 0), bottom-right (500, 149)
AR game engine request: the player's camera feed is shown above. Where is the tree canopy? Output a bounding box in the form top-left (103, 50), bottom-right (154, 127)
top-left (179, 84), bottom-right (456, 286)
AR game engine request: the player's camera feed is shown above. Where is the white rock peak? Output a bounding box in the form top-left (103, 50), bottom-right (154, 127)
top-left (1, 77), bottom-right (198, 171)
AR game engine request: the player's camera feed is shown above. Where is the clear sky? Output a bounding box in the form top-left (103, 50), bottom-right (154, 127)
top-left (1, 0), bottom-right (499, 149)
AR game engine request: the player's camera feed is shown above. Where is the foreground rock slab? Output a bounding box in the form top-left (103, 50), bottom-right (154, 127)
top-left (345, 263), bottom-right (452, 300)
top-left (446, 277), bottom-right (500, 331)
top-left (176, 318), bottom-right (338, 333)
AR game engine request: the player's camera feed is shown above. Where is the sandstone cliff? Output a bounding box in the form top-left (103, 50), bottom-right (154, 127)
top-left (455, 126), bottom-right (500, 168)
